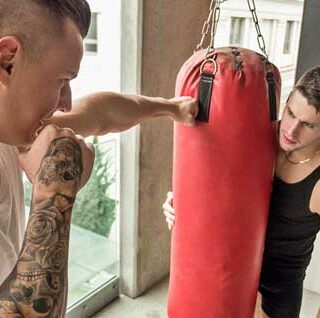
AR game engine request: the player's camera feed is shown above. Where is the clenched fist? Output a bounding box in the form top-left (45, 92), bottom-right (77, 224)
top-left (169, 96), bottom-right (199, 127)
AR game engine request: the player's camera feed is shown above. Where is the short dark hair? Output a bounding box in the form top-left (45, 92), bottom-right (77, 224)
top-left (33, 0), bottom-right (91, 38)
top-left (0, 0), bottom-right (91, 58)
top-left (294, 66), bottom-right (320, 113)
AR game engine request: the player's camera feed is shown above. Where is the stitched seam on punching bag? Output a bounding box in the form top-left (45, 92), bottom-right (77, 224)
top-left (231, 48), bottom-right (243, 71)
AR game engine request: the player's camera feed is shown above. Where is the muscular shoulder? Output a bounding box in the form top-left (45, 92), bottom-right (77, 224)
top-left (310, 179), bottom-right (320, 215)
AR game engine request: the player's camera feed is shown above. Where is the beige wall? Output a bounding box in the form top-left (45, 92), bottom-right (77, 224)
top-left (136, 0), bottom-right (211, 295)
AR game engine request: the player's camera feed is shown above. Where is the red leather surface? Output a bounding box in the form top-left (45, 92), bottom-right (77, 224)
top-left (168, 48), bottom-right (281, 318)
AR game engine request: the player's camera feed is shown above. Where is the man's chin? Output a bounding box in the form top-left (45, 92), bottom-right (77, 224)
top-left (16, 133), bottom-right (35, 149)
top-left (279, 139), bottom-right (296, 153)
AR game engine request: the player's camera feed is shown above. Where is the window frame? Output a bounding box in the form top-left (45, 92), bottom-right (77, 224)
top-left (229, 17), bottom-right (245, 46)
top-left (283, 20), bottom-right (294, 55)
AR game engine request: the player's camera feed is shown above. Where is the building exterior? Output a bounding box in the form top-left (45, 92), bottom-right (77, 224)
top-left (214, 0), bottom-right (304, 106)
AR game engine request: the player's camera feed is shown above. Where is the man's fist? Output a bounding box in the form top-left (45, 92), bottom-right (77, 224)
top-left (169, 96), bottom-right (199, 127)
top-left (19, 125), bottom-right (95, 192)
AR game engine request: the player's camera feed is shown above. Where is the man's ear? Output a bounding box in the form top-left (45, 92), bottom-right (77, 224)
top-left (0, 36), bottom-right (20, 86)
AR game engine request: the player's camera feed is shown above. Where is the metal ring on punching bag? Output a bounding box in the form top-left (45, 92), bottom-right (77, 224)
top-left (200, 58), bottom-right (218, 76)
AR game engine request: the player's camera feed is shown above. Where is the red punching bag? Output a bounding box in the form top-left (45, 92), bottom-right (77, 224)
top-left (168, 46), bottom-right (281, 318)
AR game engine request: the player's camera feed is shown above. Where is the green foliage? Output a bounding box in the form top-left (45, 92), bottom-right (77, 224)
top-left (24, 179), bottom-right (32, 208)
top-left (72, 137), bottom-right (117, 237)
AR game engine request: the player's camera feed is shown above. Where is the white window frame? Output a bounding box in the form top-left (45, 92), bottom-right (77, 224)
top-left (283, 20), bottom-right (294, 55)
top-left (230, 17), bottom-right (245, 46)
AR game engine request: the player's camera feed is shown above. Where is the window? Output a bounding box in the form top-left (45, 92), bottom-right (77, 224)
top-left (67, 136), bottom-right (120, 318)
top-left (230, 17), bottom-right (245, 46)
top-left (67, 1), bottom-right (122, 315)
top-left (85, 13), bottom-right (99, 54)
top-left (283, 20), bottom-right (294, 54)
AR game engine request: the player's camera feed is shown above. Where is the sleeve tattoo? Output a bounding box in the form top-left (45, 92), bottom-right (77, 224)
top-left (0, 137), bottom-right (83, 318)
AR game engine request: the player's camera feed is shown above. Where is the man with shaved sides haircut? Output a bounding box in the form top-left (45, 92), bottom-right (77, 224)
top-left (0, 0), bottom-right (198, 316)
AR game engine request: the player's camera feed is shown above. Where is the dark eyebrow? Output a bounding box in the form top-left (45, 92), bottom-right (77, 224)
top-left (288, 105), bottom-right (317, 127)
top-left (301, 120), bottom-right (315, 127)
top-left (287, 106), bottom-right (295, 117)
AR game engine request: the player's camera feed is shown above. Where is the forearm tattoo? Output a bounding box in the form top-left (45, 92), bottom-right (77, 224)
top-left (0, 137), bottom-right (83, 318)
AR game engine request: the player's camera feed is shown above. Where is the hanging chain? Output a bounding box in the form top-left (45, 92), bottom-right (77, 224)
top-left (195, 0), bottom-right (215, 51)
top-left (247, 0), bottom-right (269, 61)
top-left (207, 1), bottom-right (223, 51)
top-left (195, 0), bottom-right (227, 52)
top-left (196, 0), bottom-right (269, 60)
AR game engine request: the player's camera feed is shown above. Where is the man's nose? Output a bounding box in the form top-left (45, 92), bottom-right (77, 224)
top-left (59, 84), bottom-right (72, 112)
top-left (287, 119), bottom-right (300, 137)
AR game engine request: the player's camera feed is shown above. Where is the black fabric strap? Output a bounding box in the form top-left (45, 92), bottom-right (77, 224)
top-left (267, 71), bottom-right (277, 122)
top-left (197, 72), bottom-right (214, 122)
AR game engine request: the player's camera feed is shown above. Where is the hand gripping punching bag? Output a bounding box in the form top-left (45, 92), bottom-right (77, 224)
top-left (168, 47), bottom-right (281, 318)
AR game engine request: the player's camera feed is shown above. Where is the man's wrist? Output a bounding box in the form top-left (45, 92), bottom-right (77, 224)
top-left (152, 97), bottom-right (179, 119)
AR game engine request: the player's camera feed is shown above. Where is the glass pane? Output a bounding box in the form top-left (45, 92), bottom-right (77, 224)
top-left (68, 136), bottom-right (119, 307)
top-left (67, 0), bottom-right (121, 313)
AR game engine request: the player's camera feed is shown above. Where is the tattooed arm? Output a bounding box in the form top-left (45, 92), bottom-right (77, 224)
top-left (0, 126), bottom-right (94, 318)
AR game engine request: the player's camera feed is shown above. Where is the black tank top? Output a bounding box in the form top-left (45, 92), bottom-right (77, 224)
top-left (260, 166), bottom-right (320, 287)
